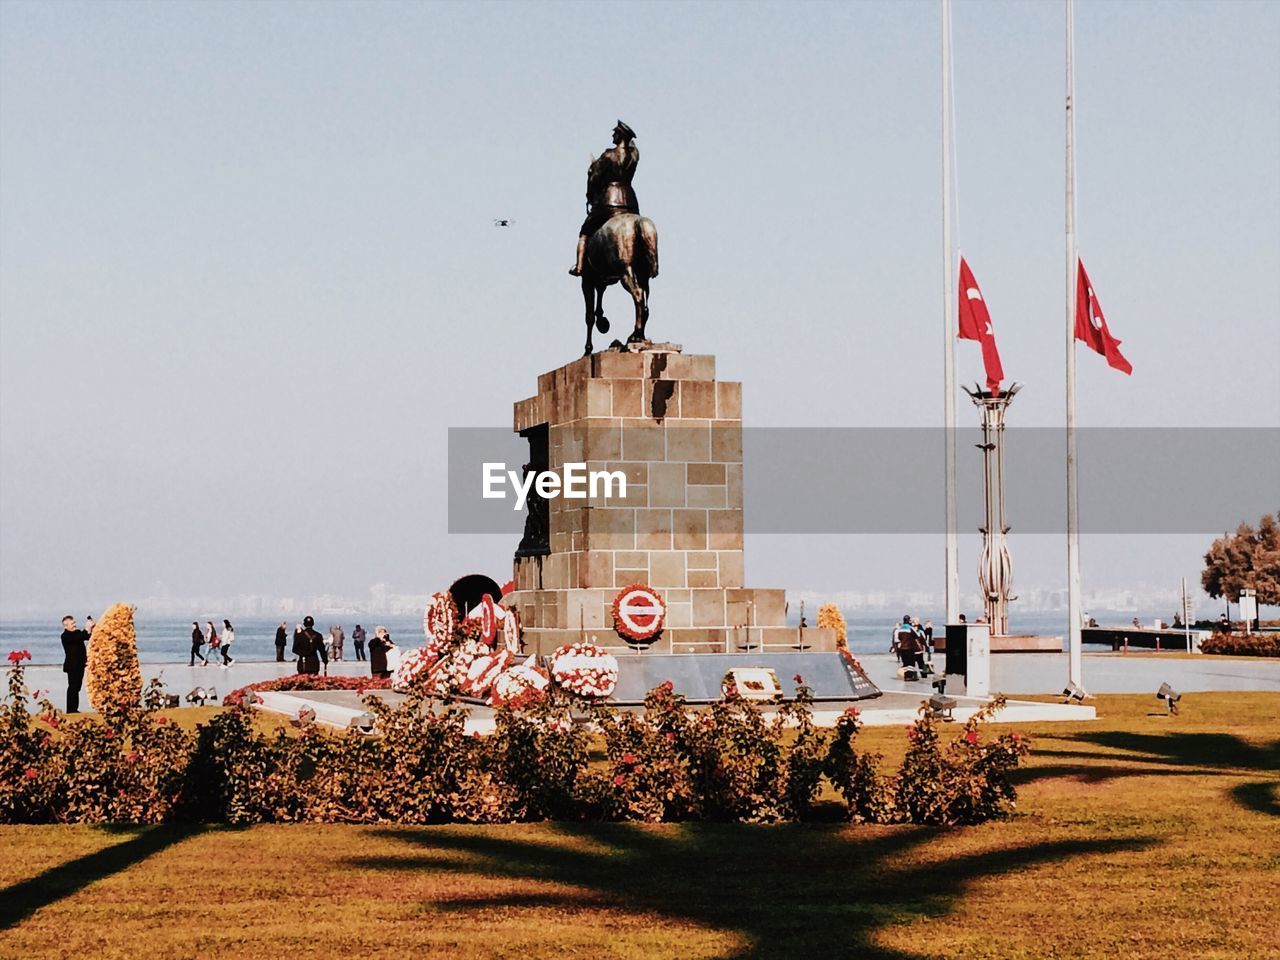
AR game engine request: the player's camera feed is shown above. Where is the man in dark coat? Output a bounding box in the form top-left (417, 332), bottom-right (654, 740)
top-left (294, 615), bottom-right (328, 675)
top-left (568, 120), bottom-right (640, 276)
top-left (352, 624), bottom-right (367, 662)
top-left (60, 615), bottom-right (90, 713)
top-left (274, 622), bottom-right (288, 662)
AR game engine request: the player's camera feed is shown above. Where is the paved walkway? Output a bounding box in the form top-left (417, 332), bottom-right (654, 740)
top-left (18, 658), bottom-right (376, 709)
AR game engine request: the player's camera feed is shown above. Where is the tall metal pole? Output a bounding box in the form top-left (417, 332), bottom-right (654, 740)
top-left (1065, 0), bottom-right (1083, 686)
top-left (942, 0), bottom-right (960, 625)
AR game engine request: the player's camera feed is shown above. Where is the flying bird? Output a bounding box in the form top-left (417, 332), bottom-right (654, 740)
top-left (493, 219), bottom-right (515, 227)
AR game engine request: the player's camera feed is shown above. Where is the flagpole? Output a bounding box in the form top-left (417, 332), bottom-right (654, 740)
top-left (943, 0), bottom-right (960, 626)
top-left (1065, 0), bottom-right (1083, 687)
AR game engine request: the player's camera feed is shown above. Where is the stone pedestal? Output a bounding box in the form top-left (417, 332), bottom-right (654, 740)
top-left (507, 344), bottom-right (833, 655)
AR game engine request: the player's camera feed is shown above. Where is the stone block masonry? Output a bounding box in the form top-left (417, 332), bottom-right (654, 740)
top-left (507, 344), bottom-right (833, 656)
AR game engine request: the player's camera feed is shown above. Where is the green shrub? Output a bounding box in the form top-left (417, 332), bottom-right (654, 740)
top-left (1199, 633), bottom-right (1280, 657)
top-left (1, 654), bottom-right (1031, 827)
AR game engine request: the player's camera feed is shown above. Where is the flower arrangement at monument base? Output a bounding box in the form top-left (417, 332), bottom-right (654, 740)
top-left (490, 658), bottom-right (551, 709)
top-left (460, 648), bottom-right (514, 699)
top-left (225, 674), bottom-right (392, 708)
top-left (85, 603), bottom-right (143, 721)
top-left (390, 647), bottom-right (438, 692)
top-left (549, 640), bottom-right (619, 699)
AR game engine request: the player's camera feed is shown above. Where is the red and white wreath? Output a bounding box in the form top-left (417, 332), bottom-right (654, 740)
top-left (501, 605), bottom-right (522, 654)
top-left (549, 640), bottom-right (619, 699)
top-left (490, 658), bottom-right (551, 709)
top-left (391, 645), bottom-right (438, 692)
top-left (612, 584), bottom-right (667, 642)
top-left (424, 592), bottom-right (458, 646)
top-left (464, 594), bottom-right (499, 647)
top-left (460, 648), bottom-right (514, 699)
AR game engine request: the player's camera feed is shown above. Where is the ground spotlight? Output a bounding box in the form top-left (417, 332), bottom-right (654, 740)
top-left (928, 676), bottom-right (957, 720)
top-left (186, 687), bottom-right (208, 705)
top-left (1062, 682), bottom-right (1091, 704)
top-left (347, 713), bottom-right (376, 736)
top-left (1156, 682), bottom-right (1181, 715)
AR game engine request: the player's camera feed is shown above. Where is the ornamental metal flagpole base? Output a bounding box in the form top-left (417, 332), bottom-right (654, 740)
top-left (963, 383), bottom-right (1020, 639)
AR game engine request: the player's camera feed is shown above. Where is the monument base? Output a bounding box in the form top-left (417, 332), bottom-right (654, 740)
top-left (508, 345), bottom-right (833, 655)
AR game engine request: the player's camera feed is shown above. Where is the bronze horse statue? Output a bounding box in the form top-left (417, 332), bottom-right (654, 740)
top-left (580, 213), bottom-right (659, 355)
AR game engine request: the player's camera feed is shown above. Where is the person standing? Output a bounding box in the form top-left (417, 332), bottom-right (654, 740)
top-left (369, 626), bottom-right (393, 679)
top-left (206, 621), bottom-right (220, 665)
top-left (60, 615), bottom-right (89, 713)
top-left (352, 624), bottom-right (367, 662)
top-left (274, 622), bottom-right (287, 662)
top-left (220, 619), bottom-right (236, 666)
top-left (922, 619), bottom-right (935, 663)
top-left (190, 621), bottom-right (208, 666)
top-left (296, 616), bottom-right (328, 675)
top-left (329, 624), bottom-right (344, 661)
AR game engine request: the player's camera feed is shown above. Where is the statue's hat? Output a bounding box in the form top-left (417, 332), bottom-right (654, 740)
top-left (614, 120), bottom-right (637, 140)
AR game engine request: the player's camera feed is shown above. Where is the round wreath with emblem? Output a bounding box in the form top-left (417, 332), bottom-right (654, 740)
top-left (611, 584), bottom-right (667, 643)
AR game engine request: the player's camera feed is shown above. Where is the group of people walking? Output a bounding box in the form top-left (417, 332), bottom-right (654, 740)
top-left (890, 615), bottom-right (934, 675)
top-left (189, 619), bottom-right (236, 667)
top-left (272, 619), bottom-right (396, 678)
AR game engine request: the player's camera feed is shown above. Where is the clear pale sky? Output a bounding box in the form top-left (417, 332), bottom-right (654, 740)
top-left (1, 0), bottom-right (1277, 615)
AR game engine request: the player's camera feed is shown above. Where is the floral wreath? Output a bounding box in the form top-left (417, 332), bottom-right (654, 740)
top-left (465, 594), bottom-right (499, 646)
top-left (424, 592), bottom-right (458, 646)
top-left (391, 646), bottom-right (438, 692)
top-left (549, 640), bottom-right (619, 699)
top-left (501, 604), bottom-right (522, 654)
top-left (611, 584), bottom-right (667, 642)
top-left (490, 658), bottom-right (551, 709)
top-left (460, 648), bottom-right (514, 698)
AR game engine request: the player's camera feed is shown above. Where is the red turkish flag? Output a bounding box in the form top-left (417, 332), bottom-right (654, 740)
top-left (957, 256), bottom-right (1004, 394)
top-left (1075, 259), bottom-right (1132, 375)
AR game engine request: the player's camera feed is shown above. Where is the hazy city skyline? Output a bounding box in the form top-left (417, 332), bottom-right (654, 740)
top-left (2, 2), bottom-right (1277, 615)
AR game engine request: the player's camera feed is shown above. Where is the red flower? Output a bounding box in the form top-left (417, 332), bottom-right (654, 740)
top-left (965, 730), bottom-right (979, 745)
top-left (156, 716), bottom-right (168, 725)
top-left (8, 649), bottom-right (32, 664)
top-left (23, 767), bottom-right (37, 780)
top-left (620, 752), bottom-right (638, 766)
top-left (126, 751), bottom-right (140, 763)
top-left (612, 774), bottom-right (626, 787)
top-left (793, 674), bottom-right (804, 685)
top-left (104, 729), bottom-right (114, 739)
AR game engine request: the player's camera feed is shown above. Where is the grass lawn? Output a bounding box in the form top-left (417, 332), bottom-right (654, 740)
top-left (1, 692), bottom-right (1277, 959)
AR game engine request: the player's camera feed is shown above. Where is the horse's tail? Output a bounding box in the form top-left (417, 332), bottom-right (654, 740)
top-left (638, 217), bottom-right (659, 279)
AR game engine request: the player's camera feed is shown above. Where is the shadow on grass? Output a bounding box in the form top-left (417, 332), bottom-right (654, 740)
top-left (1033, 730), bottom-right (1280, 817)
top-left (0, 824), bottom-right (205, 930)
top-left (348, 824), bottom-right (1150, 959)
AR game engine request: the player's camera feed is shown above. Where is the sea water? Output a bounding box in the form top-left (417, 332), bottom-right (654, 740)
top-left (0, 609), bottom-right (1171, 666)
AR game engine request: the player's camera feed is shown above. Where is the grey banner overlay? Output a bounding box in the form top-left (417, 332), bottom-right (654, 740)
top-left (448, 427), bottom-right (1279, 535)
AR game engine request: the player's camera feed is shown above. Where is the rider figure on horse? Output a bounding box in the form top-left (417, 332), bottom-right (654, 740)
top-left (569, 120), bottom-right (639, 276)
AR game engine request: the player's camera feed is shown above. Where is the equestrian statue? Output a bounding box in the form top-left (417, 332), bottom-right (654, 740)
top-left (569, 120), bottom-right (659, 355)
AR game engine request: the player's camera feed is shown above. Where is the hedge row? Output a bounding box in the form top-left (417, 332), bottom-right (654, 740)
top-left (1199, 633), bottom-right (1280, 658)
top-left (1, 660), bottom-right (1028, 827)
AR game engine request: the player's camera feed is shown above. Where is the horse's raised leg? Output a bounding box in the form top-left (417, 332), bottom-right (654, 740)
top-left (621, 268), bottom-right (645, 344)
